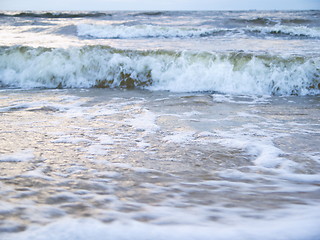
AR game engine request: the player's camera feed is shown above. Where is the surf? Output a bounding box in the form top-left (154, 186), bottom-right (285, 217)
top-left (0, 45), bottom-right (319, 95)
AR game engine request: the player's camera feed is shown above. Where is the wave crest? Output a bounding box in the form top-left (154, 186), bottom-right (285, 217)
top-left (230, 17), bottom-right (312, 26)
top-left (0, 12), bottom-right (109, 18)
top-left (77, 24), bottom-right (225, 39)
top-left (77, 24), bottom-right (320, 39)
top-left (249, 25), bottom-right (320, 38)
top-left (0, 46), bottom-right (319, 95)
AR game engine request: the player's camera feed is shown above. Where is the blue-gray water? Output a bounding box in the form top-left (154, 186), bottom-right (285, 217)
top-left (0, 11), bottom-right (320, 240)
top-left (0, 10), bottom-right (319, 94)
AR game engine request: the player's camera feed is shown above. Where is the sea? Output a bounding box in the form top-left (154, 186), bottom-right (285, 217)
top-left (0, 10), bottom-right (319, 240)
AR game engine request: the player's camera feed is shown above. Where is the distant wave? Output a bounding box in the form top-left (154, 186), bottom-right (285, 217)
top-left (230, 17), bottom-right (278, 26)
top-left (131, 11), bottom-right (167, 16)
top-left (281, 18), bottom-right (312, 24)
top-left (77, 23), bottom-right (320, 39)
top-left (77, 24), bottom-right (229, 39)
top-left (0, 12), bottom-right (109, 18)
top-left (248, 25), bottom-right (320, 38)
top-left (0, 46), bottom-right (319, 95)
top-left (230, 17), bottom-right (312, 26)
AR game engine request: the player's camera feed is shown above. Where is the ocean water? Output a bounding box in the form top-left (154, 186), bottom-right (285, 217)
top-left (0, 10), bottom-right (320, 240)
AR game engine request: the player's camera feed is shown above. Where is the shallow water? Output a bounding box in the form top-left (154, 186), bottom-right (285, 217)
top-left (0, 89), bottom-right (319, 239)
top-left (1, 10), bottom-right (320, 239)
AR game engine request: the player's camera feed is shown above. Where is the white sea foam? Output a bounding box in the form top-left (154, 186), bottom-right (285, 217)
top-left (20, 168), bottom-right (53, 181)
top-left (278, 172), bottom-right (320, 184)
top-left (0, 46), bottom-right (319, 95)
top-left (95, 171), bottom-right (121, 178)
top-left (162, 131), bottom-right (195, 143)
top-left (51, 136), bottom-right (91, 144)
top-left (96, 135), bottom-right (114, 145)
top-left (86, 144), bottom-right (112, 155)
top-left (3, 204), bottom-right (320, 240)
top-left (250, 25), bottom-right (320, 38)
top-left (109, 162), bottom-right (132, 169)
top-left (127, 110), bottom-right (159, 133)
top-left (212, 94), bottom-right (271, 104)
top-left (133, 167), bottom-right (159, 173)
top-left (214, 131), bottom-right (297, 170)
top-left (0, 150), bottom-right (34, 162)
top-left (135, 140), bottom-right (151, 150)
top-left (0, 103), bottom-right (31, 112)
top-left (0, 201), bottom-right (16, 215)
top-left (77, 24), bottom-right (320, 39)
top-left (77, 24), bottom-right (219, 39)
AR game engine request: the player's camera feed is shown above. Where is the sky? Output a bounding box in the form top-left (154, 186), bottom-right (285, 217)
top-left (0, 0), bottom-right (319, 11)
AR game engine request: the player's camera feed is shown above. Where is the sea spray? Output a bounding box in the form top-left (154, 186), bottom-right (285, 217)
top-left (0, 46), bottom-right (319, 95)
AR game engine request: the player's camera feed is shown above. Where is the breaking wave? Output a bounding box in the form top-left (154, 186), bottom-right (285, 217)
top-left (77, 24), bottom-right (320, 39)
top-left (0, 12), bottom-right (109, 18)
top-left (249, 25), bottom-right (320, 38)
top-left (230, 17), bottom-right (278, 26)
top-left (77, 24), bottom-right (227, 39)
top-left (0, 45), bottom-right (319, 95)
top-left (230, 17), bottom-right (312, 26)
top-left (131, 11), bottom-right (167, 16)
